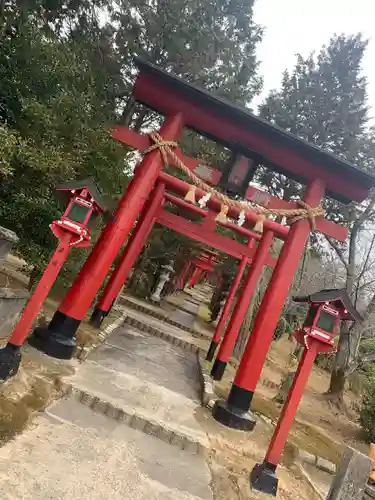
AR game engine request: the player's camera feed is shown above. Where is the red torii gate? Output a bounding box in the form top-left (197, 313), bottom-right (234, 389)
top-left (187, 250), bottom-right (219, 288)
top-left (89, 172), bottom-right (277, 328)
top-left (30, 59), bottom-right (375, 438)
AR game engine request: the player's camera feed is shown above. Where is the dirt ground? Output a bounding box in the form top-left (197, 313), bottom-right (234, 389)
top-left (0, 256), bottom-right (119, 446)
top-left (215, 335), bottom-right (367, 467)
top-left (0, 260), bottom-right (368, 498)
top-left (196, 404), bottom-right (322, 500)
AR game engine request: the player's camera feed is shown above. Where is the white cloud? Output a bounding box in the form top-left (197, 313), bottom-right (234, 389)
top-left (253, 0), bottom-right (375, 116)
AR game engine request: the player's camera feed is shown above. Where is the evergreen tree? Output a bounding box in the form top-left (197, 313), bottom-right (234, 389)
top-left (113, 0), bottom-right (263, 106)
top-left (258, 34), bottom-right (370, 200)
top-left (0, 7), bottom-right (127, 277)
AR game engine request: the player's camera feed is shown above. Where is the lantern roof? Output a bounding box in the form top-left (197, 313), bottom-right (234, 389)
top-left (293, 288), bottom-right (362, 322)
top-left (55, 178), bottom-right (108, 213)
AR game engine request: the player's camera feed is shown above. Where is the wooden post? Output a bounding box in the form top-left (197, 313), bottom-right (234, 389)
top-left (212, 179), bottom-right (325, 430)
top-left (90, 182), bottom-right (165, 327)
top-left (210, 231), bottom-right (274, 380)
top-left (206, 238), bottom-right (253, 362)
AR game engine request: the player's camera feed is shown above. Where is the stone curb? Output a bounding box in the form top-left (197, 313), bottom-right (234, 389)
top-left (196, 352), bottom-right (218, 409)
top-left (123, 314), bottom-right (201, 354)
top-left (119, 297), bottom-right (209, 340)
top-left (76, 313), bottom-right (126, 362)
top-left (296, 448), bottom-right (336, 475)
top-left (293, 463), bottom-right (326, 500)
top-left (365, 483), bottom-right (375, 499)
top-left (59, 384), bottom-right (208, 456)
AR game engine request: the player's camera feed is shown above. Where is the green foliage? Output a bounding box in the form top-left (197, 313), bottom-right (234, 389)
top-left (113, 0), bottom-right (263, 105)
top-left (274, 316), bottom-right (288, 339)
top-left (0, 7), bottom-right (127, 274)
top-left (0, 0), bottom-right (264, 287)
top-left (359, 366), bottom-right (375, 442)
top-left (359, 339), bottom-right (375, 357)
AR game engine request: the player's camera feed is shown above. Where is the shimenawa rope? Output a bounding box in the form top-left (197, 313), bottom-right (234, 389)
top-left (145, 132), bottom-right (325, 232)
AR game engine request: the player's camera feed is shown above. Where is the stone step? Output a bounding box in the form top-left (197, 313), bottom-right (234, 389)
top-left (0, 397), bottom-right (212, 499)
top-left (62, 360), bottom-right (210, 455)
top-left (121, 312), bottom-right (205, 352)
top-left (119, 296), bottom-right (209, 338)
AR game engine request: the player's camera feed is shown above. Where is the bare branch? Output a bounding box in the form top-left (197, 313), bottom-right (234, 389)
top-left (352, 193), bottom-right (375, 234)
top-left (325, 236), bottom-right (348, 270)
top-left (347, 352), bottom-right (375, 375)
top-left (355, 233), bottom-right (375, 304)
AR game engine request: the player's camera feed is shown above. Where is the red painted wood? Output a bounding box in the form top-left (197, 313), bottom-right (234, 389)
top-left (112, 126), bottom-right (150, 150)
top-left (164, 193), bottom-right (262, 241)
top-left (212, 241), bottom-right (253, 344)
top-left (134, 74), bottom-right (368, 202)
top-left (265, 343), bottom-right (318, 466)
top-left (10, 232), bottom-right (73, 346)
top-left (159, 172), bottom-right (290, 241)
top-left (233, 179), bottom-right (326, 393)
top-left (189, 267), bottom-right (203, 287)
top-left (58, 114), bottom-right (184, 321)
top-left (177, 261), bottom-right (191, 289)
top-left (214, 231), bottom-right (275, 360)
top-left (112, 127), bottom-right (347, 241)
top-left (112, 126), bottom-right (218, 185)
top-left (156, 210), bottom-right (276, 268)
top-left (95, 182), bottom-right (166, 312)
top-left (191, 261), bottom-right (215, 273)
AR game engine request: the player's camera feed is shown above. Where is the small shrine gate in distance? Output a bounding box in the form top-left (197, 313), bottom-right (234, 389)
top-left (32, 59), bottom-right (375, 436)
top-left (185, 250), bottom-right (220, 289)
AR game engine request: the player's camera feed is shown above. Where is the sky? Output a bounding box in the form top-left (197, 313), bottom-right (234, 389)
top-left (252, 0), bottom-right (375, 116)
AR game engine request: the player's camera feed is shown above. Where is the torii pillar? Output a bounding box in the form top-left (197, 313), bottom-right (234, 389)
top-left (33, 114), bottom-right (184, 357)
top-left (213, 179), bottom-right (325, 430)
top-left (90, 181), bottom-right (166, 327)
top-left (209, 230), bottom-right (274, 378)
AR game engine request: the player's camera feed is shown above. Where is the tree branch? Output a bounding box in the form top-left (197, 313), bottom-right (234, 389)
top-left (355, 233), bottom-right (375, 304)
top-left (325, 236), bottom-right (348, 270)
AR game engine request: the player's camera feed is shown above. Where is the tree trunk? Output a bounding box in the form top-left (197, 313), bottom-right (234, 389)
top-left (119, 95), bottom-right (136, 126)
top-left (327, 326), bottom-right (350, 404)
top-left (328, 368), bottom-right (346, 395)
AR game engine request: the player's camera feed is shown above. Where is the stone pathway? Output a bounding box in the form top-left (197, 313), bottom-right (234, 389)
top-left (0, 291), bottom-right (214, 499)
top-left (0, 399), bottom-right (212, 500)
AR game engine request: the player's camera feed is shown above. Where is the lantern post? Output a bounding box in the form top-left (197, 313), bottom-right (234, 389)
top-left (0, 179), bottom-right (107, 381)
top-left (250, 289), bottom-right (361, 495)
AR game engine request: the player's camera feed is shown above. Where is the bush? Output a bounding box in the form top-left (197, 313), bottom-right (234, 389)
top-left (359, 365), bottom-right (375, 442)
top-left (359, 339), bottom-right (375, 356)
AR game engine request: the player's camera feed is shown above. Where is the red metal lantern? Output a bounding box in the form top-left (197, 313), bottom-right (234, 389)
top-left (250, 289), bottom-right (361, 496)
top-left (0, 178), bottom-right (109, 381)
top-left (51, 179), bottom-right (108, 247)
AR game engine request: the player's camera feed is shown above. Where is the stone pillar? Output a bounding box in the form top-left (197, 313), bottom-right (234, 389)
top-left (326, 447), bottom-right (372, 500)
top-left (0, 226), bottom-right (19, 265)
